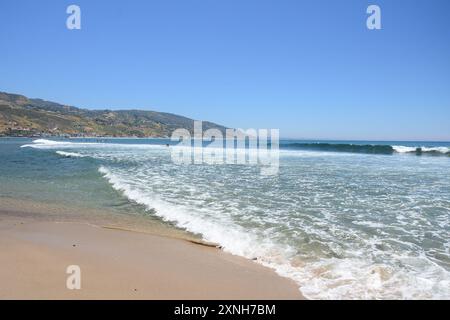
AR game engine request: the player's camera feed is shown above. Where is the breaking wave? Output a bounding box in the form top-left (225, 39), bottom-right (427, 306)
top-left (281, 143), bottom-right (450, 156)
top-left (55, 151), bottom-right (87, 158)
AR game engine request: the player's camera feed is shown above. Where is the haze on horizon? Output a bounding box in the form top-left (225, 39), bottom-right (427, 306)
top-left (1, 0), bottom-right (449, 141)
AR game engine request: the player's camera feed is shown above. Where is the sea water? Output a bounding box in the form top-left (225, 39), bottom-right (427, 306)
top-left (1, 137), bottom-right (449, 299)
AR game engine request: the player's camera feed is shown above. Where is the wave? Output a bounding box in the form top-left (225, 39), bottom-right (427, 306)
top-left (393, 145), bottom-right (450, 155)
top-left (281, 143), bottom-right (450, 156)
top-left (21, 139), bottom-right (68, 148)
top-left (20, 139), bottom-right (97, 149)
top-left (281, 143), bottom-right (395, 154)
top-left (31, 139), bottom-right (68, 145)
top-left (20, 138), bottom-right (164, 150)
top-left (21, 139), bottom-right (450, 157)
top-left (98, 166), bottom-right (306, 294)
top-left (55, 151), bottom-right (87, 158)
top-left (98, 165), bottom-right (450, 300)
top-left (98, 166), bottom-right (263, 255)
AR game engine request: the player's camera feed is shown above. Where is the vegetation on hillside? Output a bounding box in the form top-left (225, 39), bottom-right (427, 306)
top-left (0, 92), bottom-right (227, 137)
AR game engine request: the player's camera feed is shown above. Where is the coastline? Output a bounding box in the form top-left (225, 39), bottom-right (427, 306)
top-left (4, 138), bottom-right (449, 299)
top-left (0, 197), bottom-right (304, 300)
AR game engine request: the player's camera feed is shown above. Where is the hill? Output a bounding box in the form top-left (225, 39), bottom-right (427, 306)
top-left (0, 91), bottom-right (227, 138)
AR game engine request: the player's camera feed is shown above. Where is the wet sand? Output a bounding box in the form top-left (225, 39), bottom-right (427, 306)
top-left (0, 197), bottom-right (303, 300)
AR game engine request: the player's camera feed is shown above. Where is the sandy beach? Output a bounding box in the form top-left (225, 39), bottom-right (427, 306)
top-left (0, 198), bottom-right (303, 300)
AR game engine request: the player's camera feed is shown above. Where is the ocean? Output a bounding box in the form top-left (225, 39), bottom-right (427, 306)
top-left (1, 137), bottom-right (449, 299)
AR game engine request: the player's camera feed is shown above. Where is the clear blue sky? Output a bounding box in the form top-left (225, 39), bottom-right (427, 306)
top-left (1, 0), bottom-right (449, 140)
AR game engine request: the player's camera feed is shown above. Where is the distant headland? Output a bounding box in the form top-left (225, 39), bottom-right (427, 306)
top-left (0, 91), bottom-right (227, 138)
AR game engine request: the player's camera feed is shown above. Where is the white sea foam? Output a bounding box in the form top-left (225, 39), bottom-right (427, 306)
top-left (21, 138), bottom-right (165, 150)
top-left (21, 139), bottom-right (97, 149)
top-left (21, 139), bottom-right (65, 148)
top-left (98, 166), bottom-right (270, 257)
top-left (421, 146), bottom-right (450, 153)
top-left (33, 139), bottom-right (69, 145)
top-left (393, 146), bottom-right (417, 153)
top-left (98, 163), bottom-right (450, 300)
top-left (55, 151), bottom-right (87, 158)
top-left (393, 145), bottom-right (450, 154)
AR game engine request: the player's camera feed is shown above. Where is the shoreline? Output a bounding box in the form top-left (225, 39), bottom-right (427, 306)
top-left (0, 197), bottom-right (304, 300)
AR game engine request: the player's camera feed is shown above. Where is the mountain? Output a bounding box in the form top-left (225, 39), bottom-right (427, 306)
top-left (0, 92), bottom-right (228, 137)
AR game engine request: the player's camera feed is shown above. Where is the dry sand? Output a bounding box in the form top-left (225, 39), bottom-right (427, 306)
top-left (0, 201), bottom-right (303, 300)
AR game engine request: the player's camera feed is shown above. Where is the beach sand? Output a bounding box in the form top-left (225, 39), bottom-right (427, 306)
top-left (0, 198), bottom-right (303, 300)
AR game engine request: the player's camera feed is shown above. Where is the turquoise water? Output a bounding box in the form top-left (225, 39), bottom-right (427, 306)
top-left (1, 137), bottom-right (449, 299)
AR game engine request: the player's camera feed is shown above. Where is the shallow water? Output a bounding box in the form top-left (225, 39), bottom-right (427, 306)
top-left (1, 137), bottom-right (449, 299)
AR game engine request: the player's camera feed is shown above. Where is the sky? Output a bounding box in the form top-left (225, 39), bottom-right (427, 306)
top-left (1, 0), bottom-right (449, 140)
